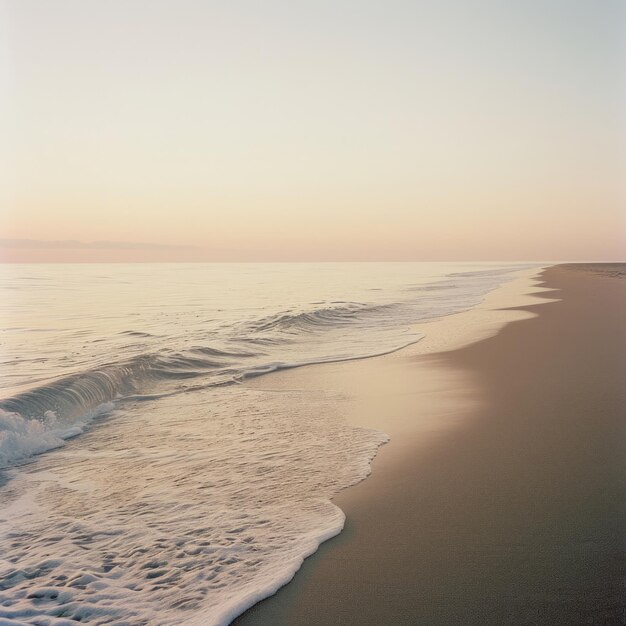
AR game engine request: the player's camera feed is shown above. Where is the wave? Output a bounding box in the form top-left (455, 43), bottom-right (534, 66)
top-left (0, 348), bottom-right (256, 426)
top-left (0, 324), bottom-right (421, 471)
top-left (244, 301), bottom-right (399, 334)
top-left (0, 346), bottom-right (259, 469)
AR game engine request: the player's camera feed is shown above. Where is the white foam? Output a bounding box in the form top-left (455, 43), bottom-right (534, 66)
top-left (0, 409), bottom-right (65, 467)
top-left (0, 386), bottom-right (386, 625)
top-left (0, 403), bottom-right (114, 469)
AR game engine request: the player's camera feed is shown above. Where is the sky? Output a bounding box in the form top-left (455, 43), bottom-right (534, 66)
top-left (1, 0), bottom-right (624, 262)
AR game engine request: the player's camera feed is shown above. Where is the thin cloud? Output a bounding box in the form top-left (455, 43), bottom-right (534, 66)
top-left (0, 239), bottom-right (196, 250)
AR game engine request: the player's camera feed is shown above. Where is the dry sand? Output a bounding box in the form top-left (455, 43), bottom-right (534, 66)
top-left (235, 264), bottom-right (625, 625)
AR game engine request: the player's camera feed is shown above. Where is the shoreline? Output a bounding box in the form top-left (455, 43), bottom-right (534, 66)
top-left (235, 264), bottom-right (625, 624)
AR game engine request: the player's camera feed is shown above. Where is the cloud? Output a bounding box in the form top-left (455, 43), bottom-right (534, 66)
top-left (0, 239), bottom-right (196, 250)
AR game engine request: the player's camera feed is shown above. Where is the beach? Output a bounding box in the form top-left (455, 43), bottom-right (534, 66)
top-left (236, 264), bottom-right (625, 625)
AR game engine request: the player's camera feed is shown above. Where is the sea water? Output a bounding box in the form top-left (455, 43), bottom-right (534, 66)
top-left (0, 262), bottom-right (534, 624)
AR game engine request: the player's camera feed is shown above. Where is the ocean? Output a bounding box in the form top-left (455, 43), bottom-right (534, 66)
top-left (0, 262), bottom-right (534, 625)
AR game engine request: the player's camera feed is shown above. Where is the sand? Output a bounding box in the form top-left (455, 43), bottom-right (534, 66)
top-left (235, 264), bottom-right (625, 625)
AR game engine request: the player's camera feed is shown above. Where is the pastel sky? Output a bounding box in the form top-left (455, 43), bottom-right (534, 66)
top-left (2, 0), bottom-right (624, 262)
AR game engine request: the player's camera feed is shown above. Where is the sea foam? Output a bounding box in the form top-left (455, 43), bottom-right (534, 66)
top-left (0, 409), bottom-right (66, 467)
top-left (0, 386), bottom-right (387, 625)
top-left (0, 404), bottom-right (114, 469)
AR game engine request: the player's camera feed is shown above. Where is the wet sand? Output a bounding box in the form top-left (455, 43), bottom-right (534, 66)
top-left (235, 264), bottom-right (625, 625)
